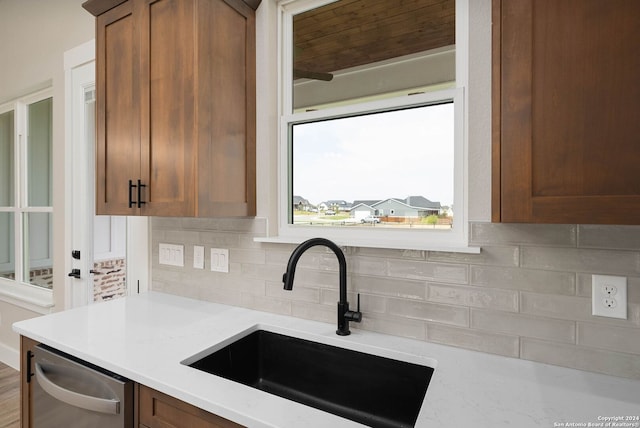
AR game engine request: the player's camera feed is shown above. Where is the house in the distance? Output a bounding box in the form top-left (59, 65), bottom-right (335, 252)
top-left (350, 196), bottom-right (443, 221)
top-left (319, 200), bottom-right (352, 212)
top-left (404, 196), bottom-right (442, 216)
top-left (350, 202), bottom-right (377, 220)
top-left (293, 195), bottom-right (313, 211)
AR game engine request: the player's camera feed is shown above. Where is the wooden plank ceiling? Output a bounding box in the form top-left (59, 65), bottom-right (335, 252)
top-left (293, 0), bottom-right (455, 76)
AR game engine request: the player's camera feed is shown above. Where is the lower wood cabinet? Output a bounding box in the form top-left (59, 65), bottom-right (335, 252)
top-left (138, 384), bottom-right (244, 428)
top-left (20, 336), bottom-right (39, 428)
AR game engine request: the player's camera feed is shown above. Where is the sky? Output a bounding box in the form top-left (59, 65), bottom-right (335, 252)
top-left (292, 103), bottom-right (454, 206)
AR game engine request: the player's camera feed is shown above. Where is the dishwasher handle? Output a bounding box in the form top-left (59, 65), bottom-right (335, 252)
top-left (35, 362), bottom-right (121, 415)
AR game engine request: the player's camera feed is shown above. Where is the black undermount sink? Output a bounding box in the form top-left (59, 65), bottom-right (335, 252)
top-left (183, 329), bottom-right (434, 428)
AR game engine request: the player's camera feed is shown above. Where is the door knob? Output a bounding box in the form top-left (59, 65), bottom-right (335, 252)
top-left (68, 269), bottom-right (81, 279)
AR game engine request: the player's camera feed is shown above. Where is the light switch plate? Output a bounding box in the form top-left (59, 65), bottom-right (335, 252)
top-left (210, 248), bottom-right (229, 273)
top-left (193, 245), bottom-right (205, 269)
top-left (159, 243), bottom-right (184, 267)
top-left (592, 274), bottom-right (627, 319)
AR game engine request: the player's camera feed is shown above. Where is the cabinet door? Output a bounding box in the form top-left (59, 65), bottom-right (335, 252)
top-left (138, 385), bottom-right (244, 428)
top-left (139, 0), bottom-right (197, 216)
top-left (90, 0), bottom-right (256, 217)
top-left (197, 0), bottom-right (256, 217)
top-left (20, 336), bottom-right (39, 428)
top-left (493, 0), bottom-right (640, 224)
top-left (96, 1), bottom-right (142, 215)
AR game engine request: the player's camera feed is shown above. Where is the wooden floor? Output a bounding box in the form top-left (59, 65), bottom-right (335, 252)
top-left (0, 362), bottom-right (19, 428)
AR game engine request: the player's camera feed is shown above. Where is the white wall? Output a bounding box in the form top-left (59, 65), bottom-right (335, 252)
top-left (466, 0), bottom-right (492, 221)
top-left (0, 0), bottom-right (94, 367)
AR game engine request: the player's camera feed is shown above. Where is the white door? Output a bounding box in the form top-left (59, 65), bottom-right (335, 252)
top-left (65, 41), bottom-right (148, 308)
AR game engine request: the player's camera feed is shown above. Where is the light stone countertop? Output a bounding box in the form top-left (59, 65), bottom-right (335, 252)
top-left (13, 292), bottom-right (640, 427)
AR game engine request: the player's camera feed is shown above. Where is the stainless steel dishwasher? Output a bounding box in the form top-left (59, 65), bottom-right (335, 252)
top-left (32, 344), bottom-right (134, 428)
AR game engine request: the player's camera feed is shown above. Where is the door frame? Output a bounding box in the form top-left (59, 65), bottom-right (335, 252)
top-left (64, 40), bottom-right (149, 309)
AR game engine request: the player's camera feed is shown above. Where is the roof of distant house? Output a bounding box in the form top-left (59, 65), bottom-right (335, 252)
top-left (352, 200), bottom-right (381, 207)
top-left (404, 196), bottom-right (441, 209)
top-left (324, 200), bottom-right (350, 206)
top-left (293, 195), bottom-right (312, 205)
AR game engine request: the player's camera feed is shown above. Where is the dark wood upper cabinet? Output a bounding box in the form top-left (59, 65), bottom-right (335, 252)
top-left (84, 0), bottom-right (258, 217)
top-left (493, 0), bottom-right (640, 224)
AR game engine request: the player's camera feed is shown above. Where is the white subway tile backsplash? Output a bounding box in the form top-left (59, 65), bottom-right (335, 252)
top-left (470, 223), bottom-right (577, 247)
top-left (179, 217), bottom-right (221, 231)
top-left (577, 322), bottom-right (640, 355)
top-left (200, 275), bottom-right (266, 296)
top-left (387, 259), bottom-right (468, 283)
top-left (428, 283), bottom-right (518, 312)
top-left (428, 245), bottom-right (519, 267)
top-left (520, 292), bottom-right (592, 321)
top-left (471, 309), bottom-right (576, 343)
top-left (164, 230), bottom-right (200, 244)
top-left (266, 281), bottom-right (320, 304)
top-left (196, 286), bottom-right (243, 306)
top-left (521, 247), bottom-right (640, 275)
top-left (229, 248), bottom-right (266, 264)
top-left (471, 266), bottom-right (575, 295)
top-left (387, 298), bottom-right (469, 327)
top-left (291, 301), bottom-right (336, 324)
top-left (152, 217), bottom-right (183, 229)
top-left (359, 313), bottom-right (426, 340)
top-left (521, 338), bottom-right (640, 379)
top-left (521, 292), bottom-right (640, 327)
top-left (349, 256), bottom-right (389, 276)
top-left (240, 293), bottom-right (292, 316)
top-left (427, 323), bottom-right (520, 357)
top-left (199, 231), bottom-right (242, 247)
top-left (578, 225), bottom-right (640, 250)
top-left (350, 275), bottom-right (426, 300)
top-left (264, 247), bottom-right (299, 265)
top-left (151, 219), bottom-right (640, 380)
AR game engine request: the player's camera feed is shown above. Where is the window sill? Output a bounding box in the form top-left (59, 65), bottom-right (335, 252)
top-left (254, 235), bottom-right (481, 254)
top-left (0, 279), bottom-right (55, 314)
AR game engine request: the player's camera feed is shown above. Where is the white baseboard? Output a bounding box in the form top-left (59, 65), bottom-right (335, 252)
top-left (0, 341), bottom-right (20, 370)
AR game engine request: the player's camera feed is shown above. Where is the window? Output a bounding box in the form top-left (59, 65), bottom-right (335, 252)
top-left (0, 89), bottom-right (54, 300)
top-left (271, 0), bottom-right (473, 251)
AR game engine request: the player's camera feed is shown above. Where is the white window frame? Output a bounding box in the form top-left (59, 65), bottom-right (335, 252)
top-left (0, 88), bottom-right (55, 311)
top-left (257, 0), bottom-right (476, 253)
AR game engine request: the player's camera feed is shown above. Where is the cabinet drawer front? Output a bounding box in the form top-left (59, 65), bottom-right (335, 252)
top-left (138, 385), bottom-right (244, 428)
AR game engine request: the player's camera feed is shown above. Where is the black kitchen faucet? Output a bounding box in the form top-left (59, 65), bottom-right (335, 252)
top-left (282, 238), bottom-right (362, 335)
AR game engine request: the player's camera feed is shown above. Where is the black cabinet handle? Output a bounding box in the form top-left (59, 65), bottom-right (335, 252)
top-left (26, 350), bottom-right (34, 383)
top-left (128, 179), bottom-right (137, 208)
top-left (137, 179), bottom-right (146, 208)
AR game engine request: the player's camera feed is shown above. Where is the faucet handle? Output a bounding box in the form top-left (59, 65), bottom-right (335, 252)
top-left (347, 293), bottom-right (362, 323)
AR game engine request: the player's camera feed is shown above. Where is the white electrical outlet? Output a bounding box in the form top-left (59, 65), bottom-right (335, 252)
top-left (210, 248), bottom-right (229, 273)
top-left (193, 245), bottom-right (205, 269)
top-left (592, 274), bottom-right (627, 319)
top-left (159, 243), bottom-right (184, 267)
